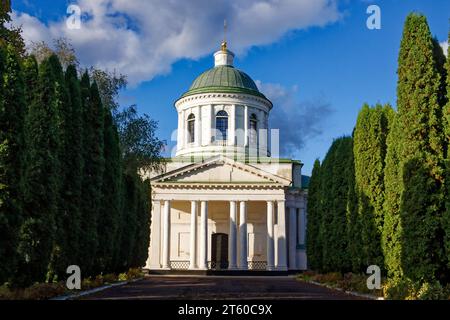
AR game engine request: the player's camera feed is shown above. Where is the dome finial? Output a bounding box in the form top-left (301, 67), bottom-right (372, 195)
top-left (221, 19), bottom-right (227, 51)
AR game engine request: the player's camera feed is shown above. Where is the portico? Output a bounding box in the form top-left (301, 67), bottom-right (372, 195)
top-left (148, 197), bottom-right (296, 271)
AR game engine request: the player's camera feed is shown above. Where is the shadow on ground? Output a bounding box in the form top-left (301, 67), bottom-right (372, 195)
top-left (80, 276), bottom-right (364, 300)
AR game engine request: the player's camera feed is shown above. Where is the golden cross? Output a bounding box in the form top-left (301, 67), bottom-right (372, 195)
top-left (221, 19), bottom-right (227, 51)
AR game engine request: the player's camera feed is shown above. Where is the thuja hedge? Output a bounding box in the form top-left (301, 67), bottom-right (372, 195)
top-left (307, 13), bottom-right (450, 297)
top-left (0, 40), bottom-right (150, 288)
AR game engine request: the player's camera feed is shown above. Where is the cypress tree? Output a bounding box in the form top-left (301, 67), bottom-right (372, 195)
top-left (306, 159), bottom-right (322, 271)
top-left (319, 140), bottom-right (339, 272)
top-left (79, 77), bottom-right (104, 276)
top-left (332, 137), bottom-right (354, 272)
top-left (96, 107), bottom-right (122, 273)
top-left (0, 45), bottom-right (25, 283)
top-left (122, 172), bottom-right (139, 270)
top-left (318, 137), bottom-right (354, 272)
top-left (132, 178), bottom-right (150, 268)
top-left (353, 103), bottom-right (393, 271)
top-left (383, 14), bottom-right (445, 282)
top-left (0, 45), bottom-right (26, 285)
top-left (444, 31), bottom-right (450, 272)
top-left (22, 56), bottom-right (39, 111)
top-left (18, 55), bottom-right (63, 286)
top-left (52, 65), bottom-right (83, 276)
top-left (0, 46), bottom-right (5, 283)
top-left (46, 55), bottom-right (70, 281)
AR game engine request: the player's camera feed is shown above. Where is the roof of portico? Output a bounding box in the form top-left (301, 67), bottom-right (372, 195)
top-left (151, 155), bottom-right (292, 189)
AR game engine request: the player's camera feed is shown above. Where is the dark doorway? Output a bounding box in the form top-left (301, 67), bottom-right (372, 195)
top-left (211, 233), bottom-right (228, 270)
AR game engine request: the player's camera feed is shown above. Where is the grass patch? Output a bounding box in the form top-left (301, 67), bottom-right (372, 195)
top-left (297, 271), bottom-right (384, 298)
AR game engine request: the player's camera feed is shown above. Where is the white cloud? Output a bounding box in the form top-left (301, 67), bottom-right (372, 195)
top-left (256, 80), bottom-right (333, 156)
top-left (11, 0), bottom-right (342, 85)
top-left (441, 41), bottom-right (448, 57)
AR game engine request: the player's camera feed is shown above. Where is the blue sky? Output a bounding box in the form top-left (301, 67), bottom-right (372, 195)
top-left (10, 0), bottom-right (450, 175)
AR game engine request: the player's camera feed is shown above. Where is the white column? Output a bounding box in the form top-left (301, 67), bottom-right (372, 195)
top-left (276, 201), bottom-right (287, 270)
top-left (244, 105), bottom-right (249, 146)
top-left (196, 106), bottom-right (202, 147)
top-left (162, 200), bottom-right (171, 269)
top-left (146, 201), bottom-right (161, 269)
top-left (289, 207), bottom-right (297, 270)
top-left (199, 201), bottom-right (208, 270)
top-left (177, 111), bottom-right (182, 152)
top-left (228, 201), bottom-right (238, 269)
top-left (266, 201), bottom-right (275, 271)
top-left (228, 105), bottom-right (236, 146)
top-left (238, 201), bottom-right (248, 270)
top-left (189, 201), bottom-right (197, 269)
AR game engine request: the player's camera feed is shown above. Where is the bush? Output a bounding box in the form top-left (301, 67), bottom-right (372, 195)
top-left (383, 278), bottom-right (448, 300)
top-left (383, 278), bottom-right (415, 300)
top-left (414, 281), bottom-right (446, 300)
top-left (0, 283), bottom-right (67, 300)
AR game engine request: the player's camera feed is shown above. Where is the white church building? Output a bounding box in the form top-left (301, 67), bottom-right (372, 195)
top-left (145, 42), bottom-right (308, 272)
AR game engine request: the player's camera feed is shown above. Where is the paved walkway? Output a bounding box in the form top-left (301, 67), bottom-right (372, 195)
top-left (80, 276), bottom-right (363, 300)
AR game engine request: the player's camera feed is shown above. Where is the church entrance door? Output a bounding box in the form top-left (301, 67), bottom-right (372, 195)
top-left (211, 233), bottom-right (228, 270)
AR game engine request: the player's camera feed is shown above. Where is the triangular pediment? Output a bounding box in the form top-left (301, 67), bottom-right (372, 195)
top-left (151, 155), bottom-right (291, 187)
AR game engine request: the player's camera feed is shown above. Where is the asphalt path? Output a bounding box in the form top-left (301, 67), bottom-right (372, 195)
top-left (80, 275), bottom-right (364, 300)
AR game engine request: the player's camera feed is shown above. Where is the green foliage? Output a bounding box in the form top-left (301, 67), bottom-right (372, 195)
top-left (45, 54), bottom-right (71, 281)
top-left (131, 178), bottom-right (150, 268)
top-left (383, 13), bottom-right (446, 283)
top-left (50, 65), bottom-right (84, 279)
top-left (115, 105), bottom-right (165, 174)
top-left (0, 45), bottom-right (27, 285)
top-left (311, 137), bottom-right (355, 273)
top-left (0, 1), bottom-right (25, 56)
top-left (306, 159), bottom-right (322, 270)
top-left (96, 107), bottom-right (122, 273)
top-left (79, 78), bottom-right (105, 276)
top-left (444, 31), bottom-right (450, 274)
top-left (383, 278), bottom-right (447, 300)
top-left (0, 25), bottom-right (158, 288)
top-left (18, 55), bottom-right (63, 286)
top-left (22, 56), bottom-right (39, 111)
top-left (353, 104), bottom-right (393, 271)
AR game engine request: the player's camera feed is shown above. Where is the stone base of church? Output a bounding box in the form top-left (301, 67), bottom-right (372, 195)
top-left (144, 269), bottom-right (302, 276)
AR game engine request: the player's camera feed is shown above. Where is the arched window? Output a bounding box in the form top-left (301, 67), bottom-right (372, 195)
top-left (249, 113), bottom-right (258, 147)
top-left (187, 113), bottom-right (195, 143)
top-left (215, 110), bottom-right (228, 141)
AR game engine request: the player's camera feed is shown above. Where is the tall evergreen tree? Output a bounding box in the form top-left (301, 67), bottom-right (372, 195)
top-left (444, 31), bottom-right (450, 272)
top-left (131, 178), bottom-right (150, 268)
top-left (96, 107), bottom-right (122, 273)
top-left (353, 104), bottom-right (393, 271)
top-left (0, 45), bottom-right (26, 285)
top-left (79, 76), bottom-right (105, 276)
top-left (318, 140), bottom-right (338, 272)
top-left (118, 172), bottom-right (139, 270)
top-left (306, 159), bottom-right (322, 271)
top-left (18, 55), bottom-right (63, 286)
top-left (0, 46), bottom-right (5, 281)
top-left (22, 56), bottom-right (39, 111)
top-left (318, 137), bottom-right (354, 272)
top-left (332, 137), bottom-right (354, 272)
top-left (49, 64), bottom-right (84, 277)
top-left (45, 55), bottom-right (71, 281)
top-left (383, 14), bottom-right (445, 282)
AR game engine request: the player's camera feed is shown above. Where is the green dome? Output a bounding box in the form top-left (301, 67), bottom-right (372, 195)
top-left (180, 65), bottom-right (268, 100)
